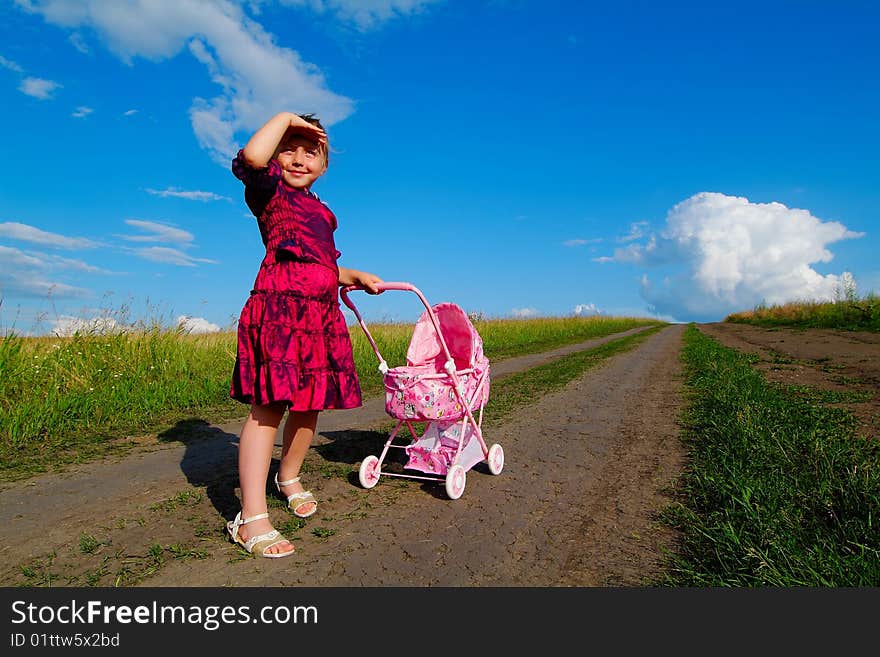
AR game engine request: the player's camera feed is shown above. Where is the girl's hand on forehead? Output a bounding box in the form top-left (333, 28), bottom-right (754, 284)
top-left (289, 114), bottom-right (327, 144)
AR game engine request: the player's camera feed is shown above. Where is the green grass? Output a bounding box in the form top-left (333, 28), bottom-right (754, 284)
top-left (658, 325), bottom-right (880, 586)
top-left (0, 327), bottom-right (241, 481)
top-left (725, 293), bottom-right (880, 332)
top-left (78, 534), bottom-right (102, 555)
top-left (0, 315), bottom-right (659, 482)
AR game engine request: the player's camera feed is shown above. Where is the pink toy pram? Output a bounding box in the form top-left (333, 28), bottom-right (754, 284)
top-left (340, 282), bottom-right (504, 499)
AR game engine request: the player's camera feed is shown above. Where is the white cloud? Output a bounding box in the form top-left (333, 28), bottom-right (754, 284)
top-left (0, 221), bottom-right (99, 249)
top-left (118, 219), bottom-right (218, 267)
top-left (613, 192), bottom-right (864, 321)
top-left (71, 105), bottom-right (93, 118)
top-left (176, 314), bottom-right (221, 333)
top-left (18, 76), bottom-right (61, 99)
top-left (0, 245), bottom-right (44, 269)
top-left (123, 108), bottom-right (138, 116)
top-left (0, 245), bottom-right (93, 299)
top-left (17, 0), bottom-right (355, 164)
top-left (0, 245), bottom-right (109, 274)
top-left (2, 277), bottom-right (90, 299)
top-left (2, 55), bottom-right (63, 102)
top-left (132, 246), bottom-right (218, 266)
top-left (563, 237), bottom-right (602, 247)
top-left (121, 219), bottom-right (194, 245)
top-left (511, 307), bottom-right (538, 318)
top-left (69, 31), bottom-right (90, 53)
top-left (619, 221), bottom-right (648, 242)
top-left (146, 187), bottom-right (231, 202)
top-left (51, 315), bottom-right (126, 336)
top-left (609, 241), bottom-right (652, 265)
top-left (573, 303), bottom-right (601, 316)
top-left (40, 253), bottom-right (109, 274)
top-left (0, 55), bottom-right (25, 72)
top-left (279, 0), bottom-right (442, 31)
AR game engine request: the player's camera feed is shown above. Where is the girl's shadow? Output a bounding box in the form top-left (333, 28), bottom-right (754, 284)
top-left (156, 422), bottom-right (398, 515)
top-left (156, 419), bottom-right (242, 518)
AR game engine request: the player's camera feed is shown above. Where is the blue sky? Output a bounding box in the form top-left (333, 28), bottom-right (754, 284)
top-left (1, 0), bottom-right (878, 335)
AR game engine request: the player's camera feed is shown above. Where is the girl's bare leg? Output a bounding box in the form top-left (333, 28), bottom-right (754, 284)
top-left (276, 410), bottom-right (319, 516)
top-left (235, 402), bottom-right (293, 555)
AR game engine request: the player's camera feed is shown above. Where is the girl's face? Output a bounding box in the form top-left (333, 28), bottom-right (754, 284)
top-left (275, 134), bottom-right (327, 190)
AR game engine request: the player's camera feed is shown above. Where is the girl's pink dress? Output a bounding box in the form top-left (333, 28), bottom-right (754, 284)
top-left (229, 150), bottom-right (362, 411)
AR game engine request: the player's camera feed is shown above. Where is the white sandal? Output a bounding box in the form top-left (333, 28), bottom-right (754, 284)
top-left (226, 511), bottom-right (294, 558)
top-left (274, 473), bottom-right (318, 518)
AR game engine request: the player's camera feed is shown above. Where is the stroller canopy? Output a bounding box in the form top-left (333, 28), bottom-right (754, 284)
top-left (406, 303), bottom-right (486, 370)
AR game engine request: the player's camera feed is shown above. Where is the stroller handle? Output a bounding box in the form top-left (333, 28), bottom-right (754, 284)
top-left (339, 282), bottom-right (458, 374)
top-left (340, 281), bottom-right (416, 295)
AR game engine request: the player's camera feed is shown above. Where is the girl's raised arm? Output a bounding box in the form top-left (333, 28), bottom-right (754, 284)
top-left (241, 112), bottom-right (327, 168)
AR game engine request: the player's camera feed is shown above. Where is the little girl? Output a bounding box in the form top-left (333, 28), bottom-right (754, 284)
top-left (226, 111), bottom-right (383, 558)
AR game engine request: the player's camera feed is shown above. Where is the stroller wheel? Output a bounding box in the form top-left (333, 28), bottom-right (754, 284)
top-left (445, 464), bottom-right (466, 500)
top-left (487, 443), bottom-right (504, 475)
top-left (358, 455), bottom-right (381, 489)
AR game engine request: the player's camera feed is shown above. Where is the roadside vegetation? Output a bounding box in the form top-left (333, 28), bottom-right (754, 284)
top-left (0, 314), bottom-right (660, 482)
top-left (725, 293), bottom-right (880, 332)
top-left (660, 325), bottom-right (880, 586)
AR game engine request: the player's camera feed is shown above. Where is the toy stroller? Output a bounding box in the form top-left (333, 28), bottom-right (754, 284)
top-left (340, 282), bottom-right (504, 499)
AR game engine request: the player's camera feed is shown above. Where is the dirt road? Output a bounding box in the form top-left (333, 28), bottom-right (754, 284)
top-left (2, 322), bottom-right (874, 587)
top-left (0, 325), bottom-right (684, 587)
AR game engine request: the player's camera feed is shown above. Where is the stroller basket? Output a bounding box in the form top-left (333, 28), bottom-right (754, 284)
top-left (340, 282), bottom-right (504, 500)
top-left (385, 363), bottom-right (490, 421)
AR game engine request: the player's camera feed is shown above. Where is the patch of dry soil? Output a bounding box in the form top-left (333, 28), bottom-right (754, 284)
top-left (698, 323), bottom-right (880, 441)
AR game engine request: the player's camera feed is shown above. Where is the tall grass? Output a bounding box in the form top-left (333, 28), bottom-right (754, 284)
top-left (1, 315), bottom-right (660, 481)
top-left (0, 328), bottom-right (239, 480)
top-left (725, 293), bottom-right (880, 332)
top-left (659, 325), bottom-right (880, 586)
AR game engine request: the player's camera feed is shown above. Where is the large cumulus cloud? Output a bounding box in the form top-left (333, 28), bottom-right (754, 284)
top-left (611, 192), bottom-right (863, 321)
